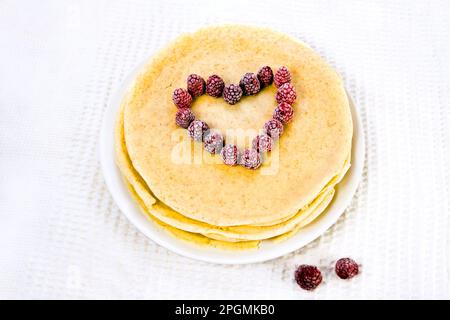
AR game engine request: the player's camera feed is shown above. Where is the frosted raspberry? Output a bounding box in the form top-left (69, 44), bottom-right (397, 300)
top-left (206, 75), bottom-right (225, 97)
top-left (240, 148), bottom-right (261, 169)
top-left (172, 88), bottom-right (192, 109)
top-left (240, 73), bottom-right (261, 95)
top-left (203, 131), bottom-right (224, 154)
top-left (335, 258), bottom-right (359, 279)
top-left (223, 84), bottom-right (243, 105)
top-left (252, 134), bottom-right (273, 153)
top-left (274, 66), bottom-right (292, 88)
top-left (188, 120), bottom-right (209, 142)
top-left (175, 108), bottom-right (195, 128)
top-left (276, 83), bottom-right (297, 105)
top-left (273, 102), bottom-right (294, 124)
top-left (187, 74), bottom-right (205, 97)
top-left (264, 118), bottom-right (284, 139)
top-left (295, 265), bottom-right (323, 291)
top-left (257, 66), bottom-right (273, 87)
top-left (220, 144), bottom-right (240, 166)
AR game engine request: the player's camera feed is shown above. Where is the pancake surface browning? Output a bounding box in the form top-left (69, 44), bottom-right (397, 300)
top-left (117, 25), bottom-right (352, 246)
top-left (115, 106), bottom-right (349, 242)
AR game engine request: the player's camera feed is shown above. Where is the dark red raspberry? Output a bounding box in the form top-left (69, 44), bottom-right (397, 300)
top-left (172, 88), bottom-right (193, 108)
top-left (203, 131), bottom-right (224, 154)
top-left (264, 118), bottom-right (284, 139)
top-left (188, 120), bottom-right (209, 141)
top-left (223, 84), bottom-right (243, 105)
top-left (220, 144), bottom-right (240, 166)
top-left (240, 73), bottom-right (261, 95)
top-left (257, 66), bottom-right (273, 87)
top-left (274, 66), bottom-right (292, 88)
top-left (295, 265), bottom-right (323, 291)
top-left (335, 258), bottom-right (359, 279)
top-left (252, 134), bottom-right (273, 153)
top-left (240, 148), bottom-right (261, 169)
top-left (206, 75), bottom-right (225, 97)
top-left (273, 102), bottom-right (294, 124)
top-left (187, 74), bottom-right (205, 97)
top-left (275, 83), bottom-right (297, 105)
top-left (175, 108), bottom-right (195, 128)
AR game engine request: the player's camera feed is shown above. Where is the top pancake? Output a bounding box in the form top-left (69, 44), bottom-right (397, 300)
top-left (123, 25), bottom-right (352, 226)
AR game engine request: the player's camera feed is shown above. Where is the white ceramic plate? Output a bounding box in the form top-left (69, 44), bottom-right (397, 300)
top-left (100, 60), bottom-right (365, 264)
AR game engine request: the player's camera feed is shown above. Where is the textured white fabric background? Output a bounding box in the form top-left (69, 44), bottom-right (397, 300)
top-left (1, 0), bottom-right (449, 299)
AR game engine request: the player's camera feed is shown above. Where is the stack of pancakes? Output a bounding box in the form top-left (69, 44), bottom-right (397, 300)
top-left (115, 26), bottom-right (353, 250)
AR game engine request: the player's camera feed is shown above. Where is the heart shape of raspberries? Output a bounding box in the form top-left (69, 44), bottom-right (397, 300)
top-left (173, 66), bottom-right (297, 169)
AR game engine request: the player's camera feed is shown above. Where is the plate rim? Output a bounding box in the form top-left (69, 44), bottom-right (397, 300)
top-left (99, 58), bottom-right (365, 265)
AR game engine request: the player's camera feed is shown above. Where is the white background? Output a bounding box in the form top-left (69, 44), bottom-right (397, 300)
top-left (0, 0), bottom-right (449, 299)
